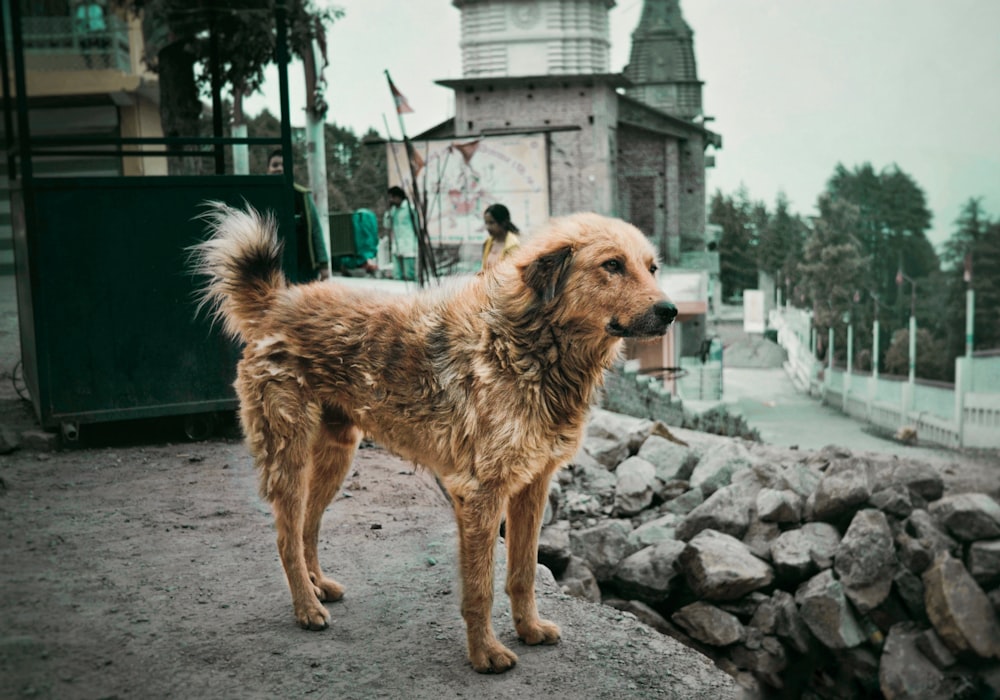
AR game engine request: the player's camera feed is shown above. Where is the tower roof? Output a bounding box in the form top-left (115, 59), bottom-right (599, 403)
top-left (622, 0), bottom-right (702, 119)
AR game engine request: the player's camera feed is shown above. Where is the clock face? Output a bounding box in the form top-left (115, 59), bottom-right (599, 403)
top-left (511, 1), bottom-right (541, 29)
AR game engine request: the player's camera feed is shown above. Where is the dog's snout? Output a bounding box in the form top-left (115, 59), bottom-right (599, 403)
top-left (654, 301), bottom-right (678, 323)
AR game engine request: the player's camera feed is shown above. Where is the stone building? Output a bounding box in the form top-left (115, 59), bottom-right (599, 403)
top-left (416, 0), bottom-right (721, 391)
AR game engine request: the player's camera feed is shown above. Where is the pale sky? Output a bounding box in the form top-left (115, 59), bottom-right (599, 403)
top-left (244, 0), bottom-right (1000, 249)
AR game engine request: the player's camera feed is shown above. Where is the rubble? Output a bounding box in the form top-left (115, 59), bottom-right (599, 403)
top-left (542, 409), bottom-right (1000, 698)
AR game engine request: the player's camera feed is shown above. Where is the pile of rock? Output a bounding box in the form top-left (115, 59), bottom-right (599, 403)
top-left (539, 409), bottom-right (1000, 698)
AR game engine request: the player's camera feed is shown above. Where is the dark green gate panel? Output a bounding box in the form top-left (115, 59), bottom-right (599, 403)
top-left (13, 175), bottom-right (298, 429)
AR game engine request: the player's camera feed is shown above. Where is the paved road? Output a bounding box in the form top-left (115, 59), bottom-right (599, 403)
top-left (722, 367), bottom-right (965, 464)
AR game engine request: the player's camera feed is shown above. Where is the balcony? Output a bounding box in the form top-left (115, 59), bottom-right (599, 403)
top-left (21, 15), bottom-right (132, 73)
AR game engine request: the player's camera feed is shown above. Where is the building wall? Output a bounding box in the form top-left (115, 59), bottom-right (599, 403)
top-left (678, 133), bottom-right (707, 253)
top-left (452, 80), bottom-right (619, 216)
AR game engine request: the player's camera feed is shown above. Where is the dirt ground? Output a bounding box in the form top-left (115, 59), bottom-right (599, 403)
top-left (0, 425), bottom-right (738, 700)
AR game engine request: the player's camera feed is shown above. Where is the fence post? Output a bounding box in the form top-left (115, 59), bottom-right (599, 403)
top-left (955, 356), bottom-right (967, 448)
top-left (844, 322), bottom-right (853, 412)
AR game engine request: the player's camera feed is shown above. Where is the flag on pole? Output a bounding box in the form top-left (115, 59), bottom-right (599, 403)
top-left (405, 140), bottom-right (424, 174)
top-left (388, 76), bottom-right (414, 114)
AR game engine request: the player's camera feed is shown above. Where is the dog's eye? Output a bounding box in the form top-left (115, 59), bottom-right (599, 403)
top-left (602, 259), bottom-right (624, 275)
top-left (649, 264), bottom-right (659, 275)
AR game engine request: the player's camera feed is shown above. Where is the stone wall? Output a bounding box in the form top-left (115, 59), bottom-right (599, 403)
top-left (601, 364), bottom-right (684, 426)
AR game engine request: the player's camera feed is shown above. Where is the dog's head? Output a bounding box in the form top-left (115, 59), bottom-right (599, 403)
top-left (511, 213), bottom-right (677, 340)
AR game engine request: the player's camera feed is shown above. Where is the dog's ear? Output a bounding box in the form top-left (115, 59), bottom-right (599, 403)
top-left (522, 246), bottom-right (573, 304)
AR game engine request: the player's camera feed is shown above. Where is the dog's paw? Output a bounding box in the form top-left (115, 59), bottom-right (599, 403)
top-left (294, 603), bottom-right (330, 631)
top-left (469, 640), bottom-right (518, 674)
top-left (310, 573), bottom-right (345, 602)
top-left (516, 618), bottom-right (561, 646)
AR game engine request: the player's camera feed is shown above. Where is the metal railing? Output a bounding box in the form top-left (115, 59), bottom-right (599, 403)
top-left (21, 15), bottom-right (131, 73)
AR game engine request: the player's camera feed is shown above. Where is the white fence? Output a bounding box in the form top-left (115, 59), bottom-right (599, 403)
top-left (771, 307), bottom-right (1000, 449)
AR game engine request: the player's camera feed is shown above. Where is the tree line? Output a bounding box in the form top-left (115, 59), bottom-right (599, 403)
top-left (709, 164), bottom-right (1000, 382)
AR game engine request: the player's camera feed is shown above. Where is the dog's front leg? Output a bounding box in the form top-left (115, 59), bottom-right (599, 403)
top-left (453, 485), bottom-right (517, 673)
top-left (505, 472), bottom-right (561, 646)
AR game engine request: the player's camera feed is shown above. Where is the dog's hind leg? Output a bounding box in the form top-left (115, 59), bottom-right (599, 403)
top-left (505, 469), bottom-right (561, 646)
top-left (450, 481), bottom-right (518, 673)
top-left (244, 382), bottom-right (329, 631)
top-left (302, 407), bottom-right (361, 603)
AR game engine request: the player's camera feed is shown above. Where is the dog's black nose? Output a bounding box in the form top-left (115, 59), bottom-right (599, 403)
top-left (654, 301), bottom-right (678, 322)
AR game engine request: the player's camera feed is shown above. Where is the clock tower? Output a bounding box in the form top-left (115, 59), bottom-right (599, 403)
top-left (452, 0), bottom-right (616, 77)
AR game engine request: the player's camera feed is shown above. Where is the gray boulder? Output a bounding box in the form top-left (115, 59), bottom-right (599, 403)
top-left (636, 433), bottom-right (698, 485)
top-left (770, 521), bottom-right (841, 582)
top-left (906, 509), bottom-right (961, 558)
top-left (795, 569), bottom-right (867, 649)
top-left (772, 589), bottom-right (812, 654)
top-left (628, 513), bottom-right (679, 549)
top-left (587, 408), bottom-right (654, 455)
top-left (930, 493), bottom-right (1000, 542)
top-left (582, 435), bottom-right (629, 470)
top-left (923, 552), bottom-right (1000, 659)
top-left (869, 484), bottom-right (914, 519)
top-left (689, 442), bottom-right (753, 497)
top-left (757, 488), bottom-right (803, 524)
top-left (742, 519), bottom-right (782, 562)
top-left (879, 622), bottom-right (952, 700)
top-left (834, 509), bottom-right (897, 613)
top-left (613, 539), bottom-right (686, 603)
top-left (676, 484), bottom-right (752, 542)
top-left (672, 602), bottom-right (745, 647)
top-left (679, 529), bottom-right (774, 600)
top-left (537, 521), bottom-right (571, 577)
top-left (809, 456), bottom-right (872, 522)
top-left (613, 456), bottom-right (657, 516)
top-left (870, 458), bottom-right (944, 502)
top-left (662, 487), bottom-right (704, 516)
top-left (968, 539), bottom-right (1000, 587)
top-left (569, 519), bottom-right (637, 582)
top-left (558, 555), bottom-right (602, 603)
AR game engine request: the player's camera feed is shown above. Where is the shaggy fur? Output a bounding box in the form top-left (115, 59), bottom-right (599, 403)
top-left (191, 202), bottom-right (677, 673)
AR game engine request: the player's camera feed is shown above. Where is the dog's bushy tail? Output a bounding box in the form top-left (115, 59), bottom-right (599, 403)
top-left (190, 201), bottom-right (286, 342)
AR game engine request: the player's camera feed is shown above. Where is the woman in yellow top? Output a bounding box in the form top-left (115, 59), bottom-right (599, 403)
top-left (481, 204), bottom-right (521, 271)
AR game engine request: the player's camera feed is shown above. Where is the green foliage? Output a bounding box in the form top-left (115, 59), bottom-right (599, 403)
top-left (709, 188), bottom-right (760, 300)
top-left (757, 192), bottom-right (809, 302)
top-left (823, 162), bottom-right (937, 325)
top-left (940, 199), bottom-right (1000, 356)
top-left (797, 195), bottom-right (871, 333)
top-left (114, 0), bottom-right (342, 173)
top-left (884, 328), bottom-right (949, 380)
top-left (246, 111), bottom-right (388, 215)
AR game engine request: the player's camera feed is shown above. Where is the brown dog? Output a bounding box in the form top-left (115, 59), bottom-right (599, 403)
top-left (192, 203), bottom-right (676, 673)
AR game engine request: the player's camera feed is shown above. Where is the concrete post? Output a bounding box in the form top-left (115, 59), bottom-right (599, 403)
top-left (232, 123), bottom-right (249, 175)
top-left (955, 356), bottom-right (966, 448)
top-left (908, 315), bottom-right (916, 385)
top-left (966, 288), bottom-right (975, 357)
top-left (845, 322), bottom-right (854, 412)
top-left (872, 319), bottom-right (879, 380)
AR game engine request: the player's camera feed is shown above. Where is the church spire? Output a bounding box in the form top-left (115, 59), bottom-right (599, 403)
top-left (623, 0), bottom-right (703, 120)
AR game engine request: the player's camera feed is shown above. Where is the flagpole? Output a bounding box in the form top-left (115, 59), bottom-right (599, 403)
top-left (384, 69), bottom-right (438, 286)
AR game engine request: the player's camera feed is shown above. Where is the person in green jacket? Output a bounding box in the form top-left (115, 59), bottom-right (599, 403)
top-left (267, 150), bottom-right (330, 282)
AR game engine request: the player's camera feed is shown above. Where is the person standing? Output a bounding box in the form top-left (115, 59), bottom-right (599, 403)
top-left (481, 203), bottom-right (520, 271)
top-left (383, 186), bottom-right (418, 281)
top-left (266, 150), bottom-right (330, 282)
